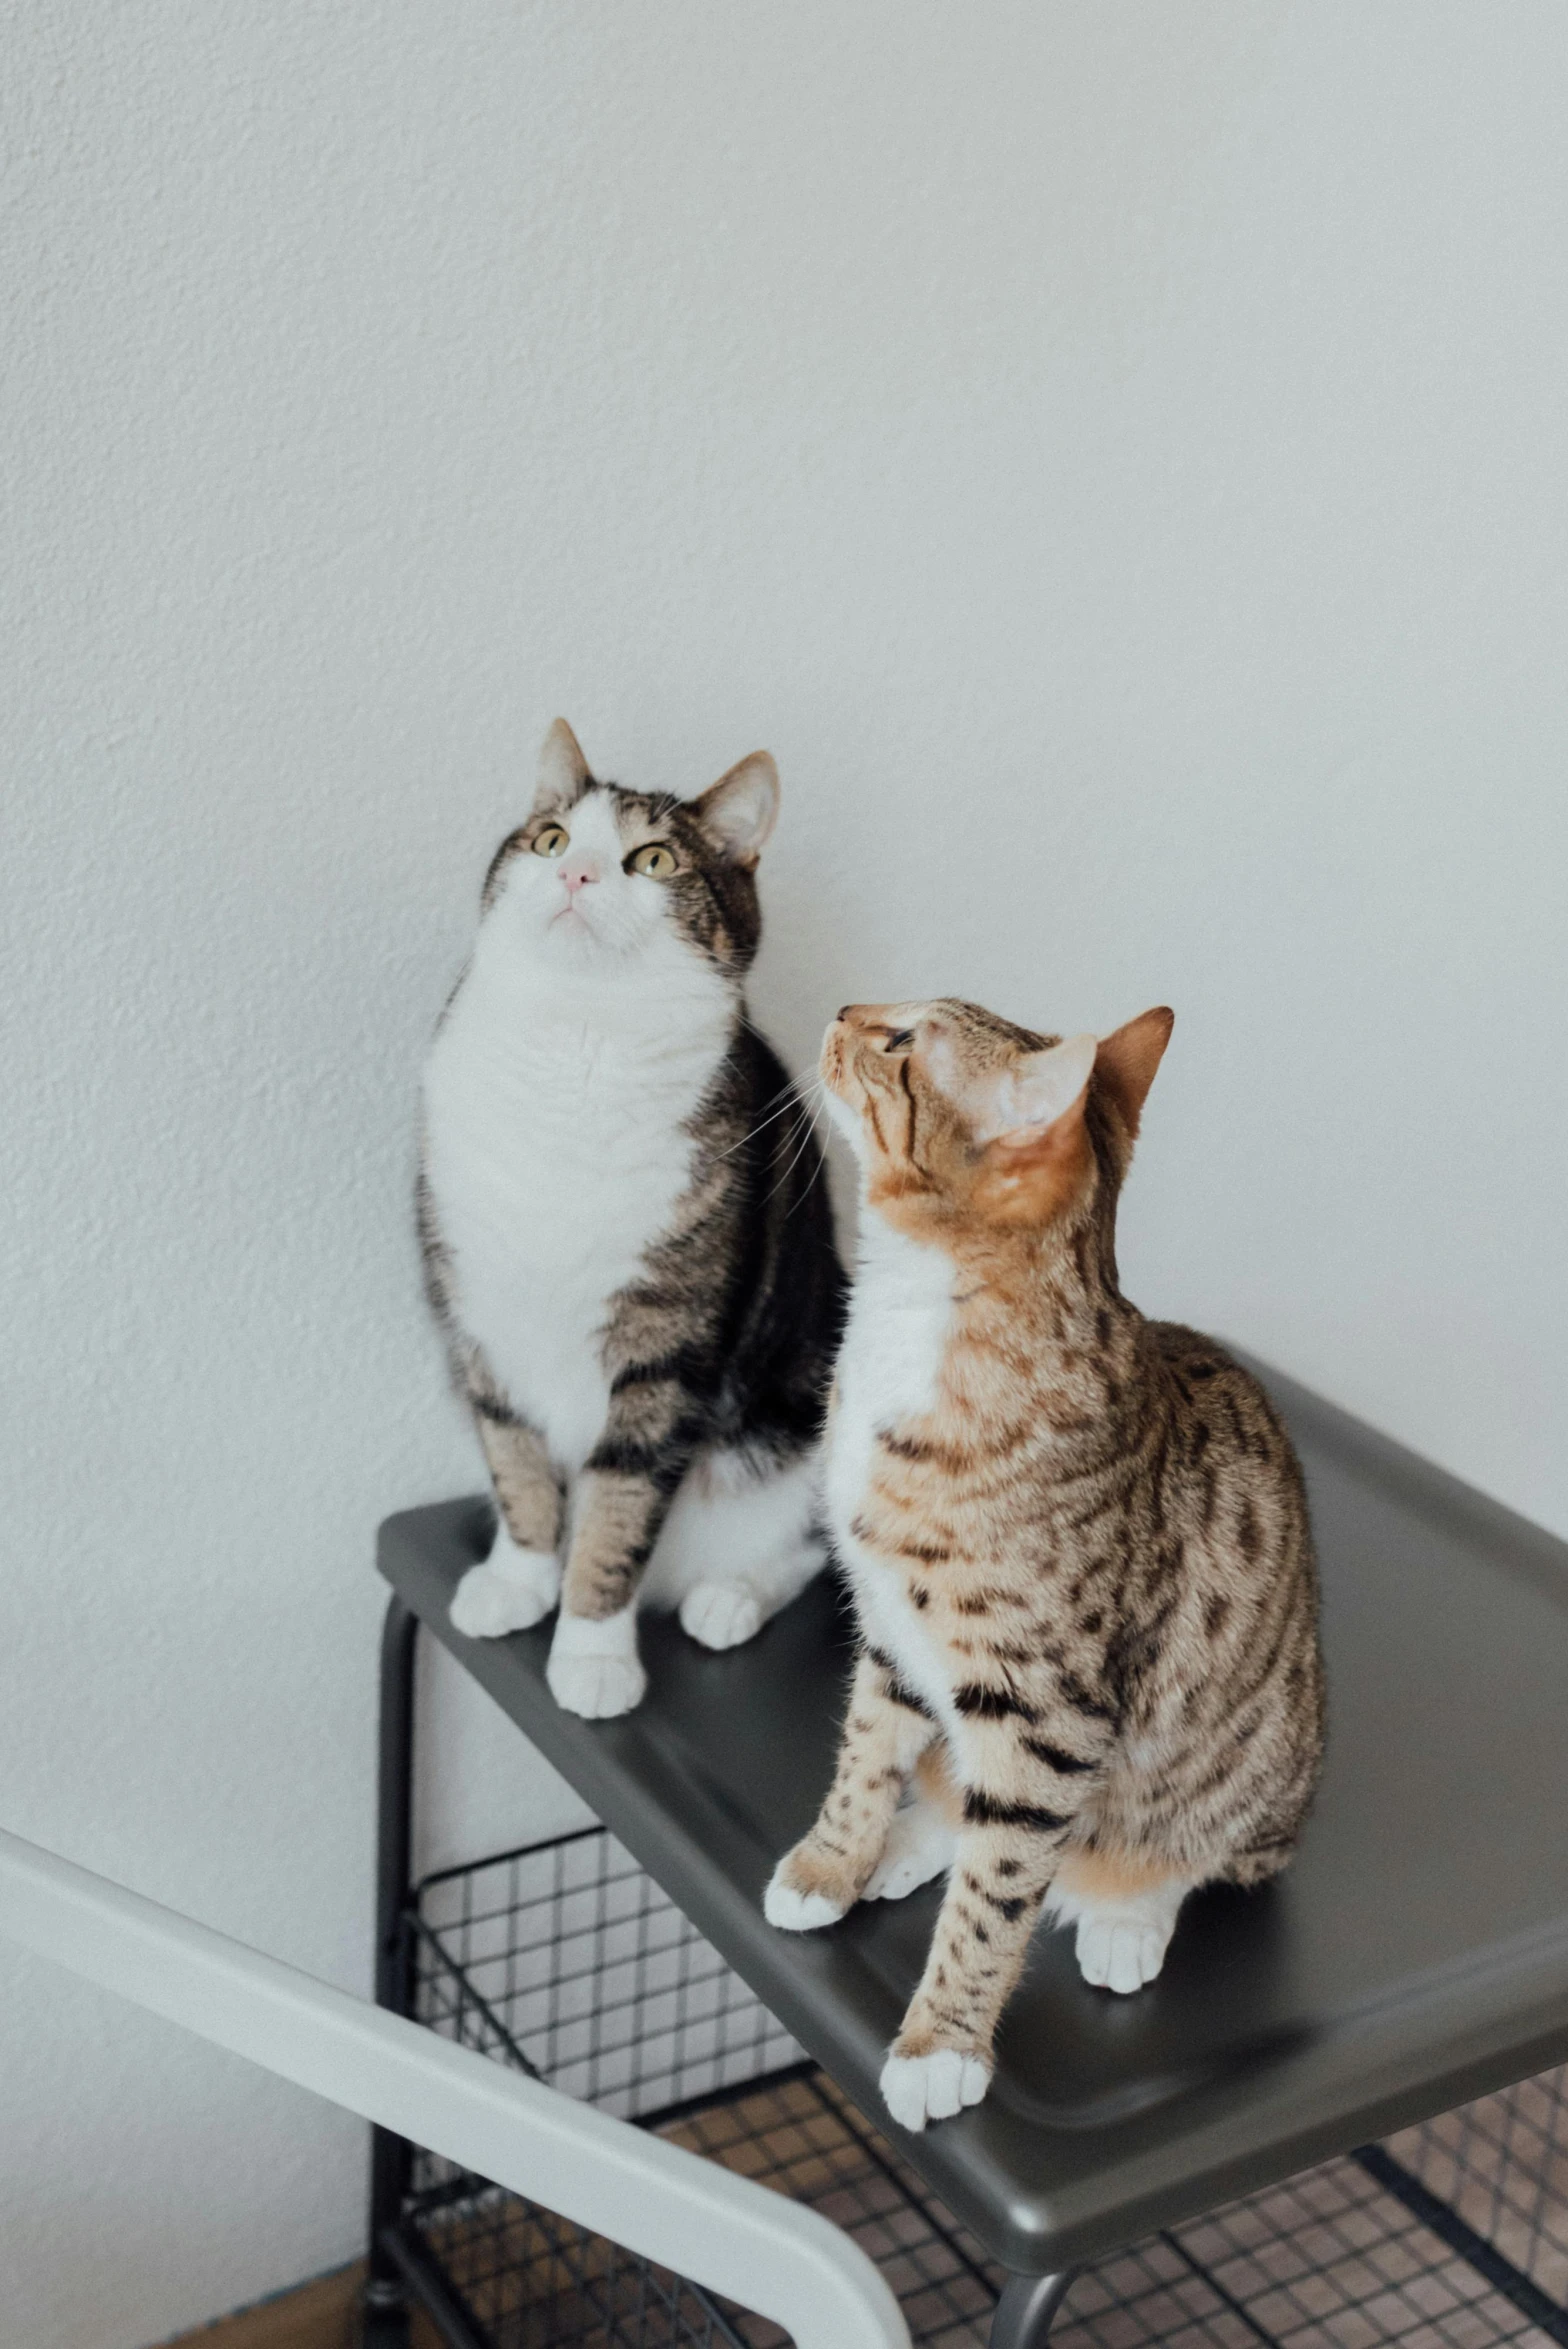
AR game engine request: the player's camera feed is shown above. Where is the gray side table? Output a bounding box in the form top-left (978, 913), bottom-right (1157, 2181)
top-left (366, 1361), bottom-right (1568, 2346)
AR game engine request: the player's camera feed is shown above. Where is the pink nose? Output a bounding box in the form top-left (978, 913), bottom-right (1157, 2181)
top-left (560, 858), bottom-right (600, 894)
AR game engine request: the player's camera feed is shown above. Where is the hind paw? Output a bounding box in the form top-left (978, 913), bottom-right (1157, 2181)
top-left (449, 1543), bottom-right (560, 1639)
top-left (864, 1805), bottom-right (956, 1901)
top-left (1076, 1915), bottom-right (1171, 1994)
top-left (680, 1580), bottom-right (763, 1650)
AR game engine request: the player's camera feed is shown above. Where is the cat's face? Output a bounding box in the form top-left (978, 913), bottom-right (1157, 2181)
top-left (482, 719), bottom-right (779, 984)
top-left (821, 997), bottom-right (1173, 1236)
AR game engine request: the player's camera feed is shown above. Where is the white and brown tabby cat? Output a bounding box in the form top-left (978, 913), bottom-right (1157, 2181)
top-left (766, 998), bottom-right (1325, 2132)
top-left (420, 720), bottom-right (843, 1719)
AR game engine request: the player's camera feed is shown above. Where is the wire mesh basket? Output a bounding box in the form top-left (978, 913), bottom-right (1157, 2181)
top-left (391, 1825), bottom-right (1568, 2349)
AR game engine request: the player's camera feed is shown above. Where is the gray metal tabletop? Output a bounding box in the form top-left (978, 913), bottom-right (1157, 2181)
top-left (376, 1362), bottom-right (1568, 2277)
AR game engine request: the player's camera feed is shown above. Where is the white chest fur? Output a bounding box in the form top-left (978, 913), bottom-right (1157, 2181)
top-left (826, 1214), bottom-right (964, 1734)
top-left (422, 918), bottom-right (731, 1471)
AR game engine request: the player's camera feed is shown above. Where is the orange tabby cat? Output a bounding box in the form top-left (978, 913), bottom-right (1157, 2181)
top-left (766, 999), bottom-right (1325, 2132)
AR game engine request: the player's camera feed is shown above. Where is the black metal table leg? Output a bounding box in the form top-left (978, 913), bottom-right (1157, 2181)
top-left (363, 1593), bottom-right (419, 2348)
top-left (990, 2269), bottom-right (1075, 2348)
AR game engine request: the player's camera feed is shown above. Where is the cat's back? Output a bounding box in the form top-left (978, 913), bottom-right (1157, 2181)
top-left (1105, 1320), bottom-right (1325, 1872)
top-left (1144, 1322), bottom-right (1309, 1520)
top-left (1135, 1319), bottom-right (1321, 1709)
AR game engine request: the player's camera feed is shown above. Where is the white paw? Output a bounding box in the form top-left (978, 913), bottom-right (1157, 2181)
top-left (1076, 1914), bottom-right (1172, 1994)
top-left (449, 1547), bottom-right (560, 1639)
top-left (763, 1864), bottom-right (847, 1932)
top-left (680, 1580), bottom-right (763, 1650)
top-left (547, 1608), bottom-right (644, 1718)
top-left (863, 1804), bottom-right (956, 1902)
top-left (545, 1650), bottom-right (647, 1718)
top-left (879, 2048), bottom-right (991, 2133)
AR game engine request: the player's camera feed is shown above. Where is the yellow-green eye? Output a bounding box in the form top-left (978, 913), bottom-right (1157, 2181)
top-left (532, 823), bottom-right (569, 858)
top-left (628, 842), bottom-right (677, 880)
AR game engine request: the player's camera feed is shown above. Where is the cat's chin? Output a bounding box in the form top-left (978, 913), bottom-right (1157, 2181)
top-left (820, 1086), bottom-right (864, 1156)
top-left (536, 909), bottom-right (610, 959)
top-left (525, 911), bottom-right (641, 974)
top-left (548, 903), bottom-right (598, 940)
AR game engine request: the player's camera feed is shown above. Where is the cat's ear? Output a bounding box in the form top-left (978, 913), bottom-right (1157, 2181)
top-left (534, 717), bottom-right (594, 814)
top-left (972, 1034), bottom-right (1098, 1148)
top-left (693, 753), bottom-right (779, 868)
top-left (1095, 1007), bottom-right (1174, 1138)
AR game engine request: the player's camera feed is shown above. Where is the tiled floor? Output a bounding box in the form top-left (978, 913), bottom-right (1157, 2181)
top-left (1385, 2072), bottom-right (1568, 2316)
top-left (659, 2070), bottom-right (1566, 2349)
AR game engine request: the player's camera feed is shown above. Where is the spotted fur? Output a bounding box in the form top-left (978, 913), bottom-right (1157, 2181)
top-left (766, 997), bottom-right (1325, 2130)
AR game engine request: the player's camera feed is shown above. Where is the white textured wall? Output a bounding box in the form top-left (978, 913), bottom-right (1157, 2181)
top-left (3, 6), bottom-right (1566, 2342)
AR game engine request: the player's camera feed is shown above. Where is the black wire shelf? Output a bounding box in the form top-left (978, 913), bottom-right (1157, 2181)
top-left (385, 1825), bottom-right (1568, 2349)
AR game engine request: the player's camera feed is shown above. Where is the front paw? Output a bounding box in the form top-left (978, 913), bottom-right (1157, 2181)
top-left (680, 1579), bottom-right (762, 1651)
top-left (450, 1545), bottom-right (560, 1639)
top-left (879, 2046), bottom-right (991, 2133)
top-left (546, 1650), bottom-right (647, 1719)
top-left (763, 1840), bottom-right (851, 1931)
top-left (763, 1871), bottom-right (846, 1932)
top-left (546, 1608), bottom-right (645, 1719)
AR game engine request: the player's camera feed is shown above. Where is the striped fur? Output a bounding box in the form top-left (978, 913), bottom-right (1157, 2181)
top-left (420, 721), bottom-right (844, 1717)
top-left (767, 998), bottom-right (1325, 2130)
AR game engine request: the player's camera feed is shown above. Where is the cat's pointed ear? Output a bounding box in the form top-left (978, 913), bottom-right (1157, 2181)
top-left (534, 717), bottom-right (593, 814)
top-left (693, 752), bottom-right (779, 868)
top-left (973, 1034), bottom-right (1098, 1148)
top-left (1095, 1007), bottom-right (1174, 1138)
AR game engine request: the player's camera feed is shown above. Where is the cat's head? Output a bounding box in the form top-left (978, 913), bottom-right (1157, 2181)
top-left (820, 997), bottom-right (1174, 1244)
top-left (480, 719), bottom-right (779, 983)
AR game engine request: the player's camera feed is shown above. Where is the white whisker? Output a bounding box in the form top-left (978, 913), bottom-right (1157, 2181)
top-left (712, 1079), bottom-right (810, 1163)
top-left (766, 1080), bottom-right (833, 1211)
